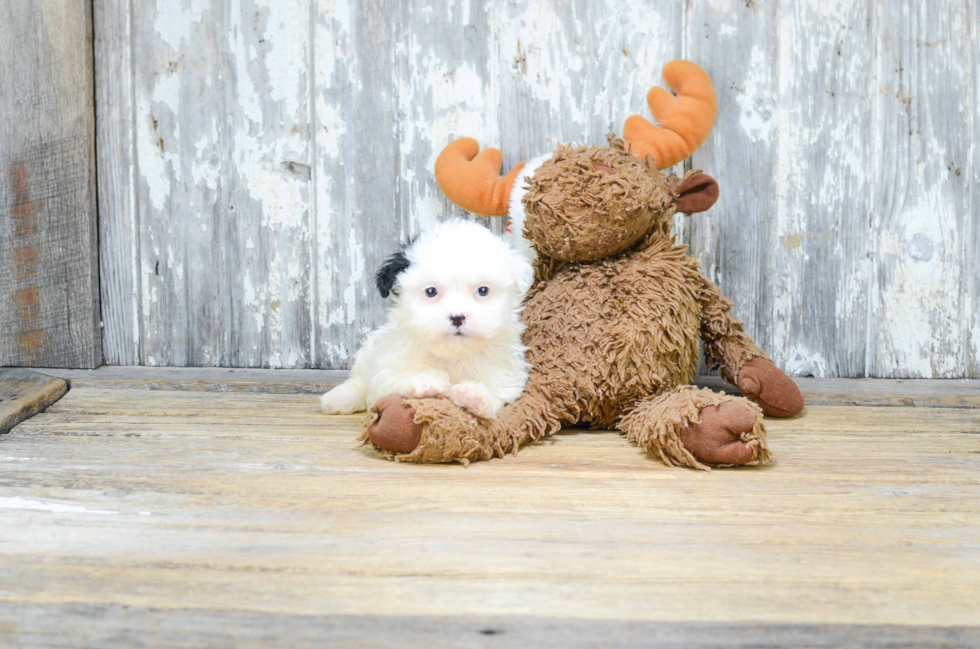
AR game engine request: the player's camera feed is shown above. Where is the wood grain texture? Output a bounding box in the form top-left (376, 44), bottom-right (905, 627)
top-left (0, 0), bottom-right (101, 369)
top-left (0, 388), bottom-right (978, 645)
top-left (93, 0), bottom-right (140, 366)
top-left (871, 0), bottom-right (975, 378)
top-left (28, 366), bottom-right (980, 406)
top-left (2, 606), bottom-right (979, 649)
top-left (34, 366), bottom-right (348, 394)
top-left (91, 0), bottom-right (979, 377)
top-left (0, 368), bottom-right (67, 435)
top-left (130, 0), bottom-right (314, 368)
top-left (771, 0), bottom-right (875, 378)
top-left (972, 0), bottom-right (980, 379)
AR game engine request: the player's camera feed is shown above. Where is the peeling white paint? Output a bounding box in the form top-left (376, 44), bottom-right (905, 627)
top-left (343, 224), bottom-right (364, 326)
top-left (255, 0), bottom-right (307, 117)
top-left (106, 0), bottom-right (977, 377)
top-left (736, 46), bottom-right (775, 145)
top-left (781, 345), bottom-right (829, 377)
top-left (875, 184), bottom-right (961, 378)
top-left (153, 0), bottom-right (208, 52)
top-left (496, 1), bottom-right (589, 139)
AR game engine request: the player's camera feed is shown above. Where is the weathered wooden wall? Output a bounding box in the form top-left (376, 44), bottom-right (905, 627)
top-left (92, 0), bottom-right (979, 378)
top-left (0, 0), bottom-right (101, 369)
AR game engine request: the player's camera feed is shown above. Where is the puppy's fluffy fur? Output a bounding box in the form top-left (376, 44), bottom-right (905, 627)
top-left (320, 219), bottom-right (533, 419)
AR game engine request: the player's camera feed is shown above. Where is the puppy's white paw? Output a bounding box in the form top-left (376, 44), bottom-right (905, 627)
top-left (400, 374), bottom-right (452, 399)
top-left (320, 382), bottom-right (365, 414)
top-left (448, 382), bottom-right (502, 419)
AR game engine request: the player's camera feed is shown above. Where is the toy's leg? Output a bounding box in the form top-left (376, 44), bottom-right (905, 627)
top-left (699, 276), bottom-right (804, 417)
top-left (618, 386), bottom-right (770, 471)
top-left (364, 382), bottom-right (570, 464)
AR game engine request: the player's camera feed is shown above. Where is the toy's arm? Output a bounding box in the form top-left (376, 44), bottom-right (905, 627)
top-left (698, 276), bottom-right (804, 417)
top-left (698, 275), bottom-right (766, 383)
top-left (365, 380), bottom-right (568, 463)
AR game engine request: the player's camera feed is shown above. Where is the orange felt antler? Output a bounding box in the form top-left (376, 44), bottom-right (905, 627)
top-left (434, 138), bottom-right (526, 217)
top-left (623, 60), bottom-right (717, 169)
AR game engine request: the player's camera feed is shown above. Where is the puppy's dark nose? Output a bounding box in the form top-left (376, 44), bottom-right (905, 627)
top-left (450, 314), bottom-right (466, 328)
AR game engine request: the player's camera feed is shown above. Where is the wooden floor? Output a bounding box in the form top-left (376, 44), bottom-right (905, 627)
top-left (1, 375), bottom-right (979, 647)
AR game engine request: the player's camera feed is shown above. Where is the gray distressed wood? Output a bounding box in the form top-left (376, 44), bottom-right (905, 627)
top-left (34, 366), bottom-right (347, 394)
top-left (693, 374), bottom-right (980, 408)
top-left (90, 0), bottom-right (980, 378)
top-left (94, 0), bottom-right (140, 365)
top-left (2, 604), bottom-right (979, 649)
top-left (2, 390), bottom-right (979, 641)
top-left (0, 368), bottom-right (68, 435)
top-left (972, 0), bottom-right (980, 379)
top-left (0, 0), bottom-right (101, 368)
top-left (771, 0), bottom-right (876, 378)
top-left (128, 0), bottom-right (314, 368)
top-left (312, 0), bottom-right (359, 369)
top-left (871, 0), bottom-right (975, 378)
top-left (29, 366), bottom-right (980, 408)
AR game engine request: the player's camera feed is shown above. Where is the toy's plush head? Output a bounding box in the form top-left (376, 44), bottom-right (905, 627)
top-left (375, 218), bottom-right (533, 356)
top-left (522, 138), bottom-right (673, 262)
top-left (434, 60), bottom-right (720, 264)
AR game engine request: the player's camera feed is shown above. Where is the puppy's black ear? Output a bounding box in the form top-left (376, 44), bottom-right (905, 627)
top-left (375, 248), bottom-right (411, 298)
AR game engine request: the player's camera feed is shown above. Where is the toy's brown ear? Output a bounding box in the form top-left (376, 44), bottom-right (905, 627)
top-left (673, 172), bottom-right (719, 214)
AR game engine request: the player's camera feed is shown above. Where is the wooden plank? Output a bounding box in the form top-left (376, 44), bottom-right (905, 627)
top-left (0, 388), bottom-right (978, 643)
top-left (970, 0), bottom-right (980, 379)
top-left (684, 0), bottom-right (777, 373)
top-left (0, 0), bottom-right (101, 368)
top-left (695, 375), bottom-right (980, 408)
top-left (871, 0), bottom-right (975, 377)
top-left (130, 0), bottom-right (313, 368)
top-left (25, 367), bottom-right (980, 406)
top-left (315, 0), bottom-right (419, 368)
top-left (0, 368), bottom-right (67, 435)
top-left (93, 0), bottom-right (140, 365)
top-left (768, 0), bottom-right (875, 377)
top-left (311, 0), bottom-right (358, 369)
top-left (33, 367), bottom-right (347, 394)
top-left (1, 605), bottom-right (978, 649)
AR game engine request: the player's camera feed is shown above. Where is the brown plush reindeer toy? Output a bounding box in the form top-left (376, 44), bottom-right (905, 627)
top-left (365, 60), bottom-right (804, 470)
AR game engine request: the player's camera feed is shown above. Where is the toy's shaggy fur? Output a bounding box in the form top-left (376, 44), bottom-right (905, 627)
top-left (364, 139), bottom-right (795, 469)
top-left (523, 139), bottom-right (673, 262)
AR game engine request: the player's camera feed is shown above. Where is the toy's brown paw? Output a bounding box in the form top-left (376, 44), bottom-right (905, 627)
top-left (736, 357), bottom-right (805, 418)
top-left (367, 395), bottom-right (422, 454)
top-left (680, 402), bottom-right (757, 465)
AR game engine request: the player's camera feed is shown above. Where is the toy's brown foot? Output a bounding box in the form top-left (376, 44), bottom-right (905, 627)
top-left (680, 402), bottom-right (757, 465)
top-left (736, 357), bottom-right (805, 417)
top-left (367, 394), bottom-right (422, 454)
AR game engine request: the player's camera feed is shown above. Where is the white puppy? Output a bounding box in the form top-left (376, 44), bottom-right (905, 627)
top-left (320, 219), bottom-right (533, 419)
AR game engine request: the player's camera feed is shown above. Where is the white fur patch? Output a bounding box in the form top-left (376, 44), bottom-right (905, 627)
top-left (505, 153), bottom-right (552, 263)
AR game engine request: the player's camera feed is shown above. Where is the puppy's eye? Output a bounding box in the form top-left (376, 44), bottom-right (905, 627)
top-left (424, 287), bottom-right (438, 298)
top-left (477, 286), bottom-right (489, 297)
